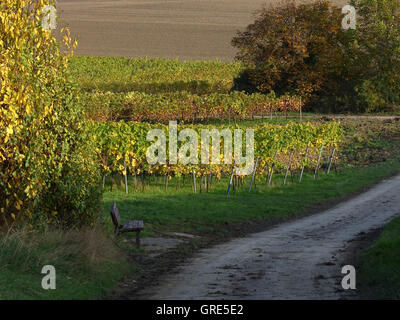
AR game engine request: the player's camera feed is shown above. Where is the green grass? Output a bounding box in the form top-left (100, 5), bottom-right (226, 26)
top-left (359, 217), bottom-right (400, 299)
top-left (68, 56), bottom-right (243, 94)
top-left (2, 130), bottom-right (398, 300)
top-left (0, 227), bottom-right (131, 300)
top-left (102, 157), bottom-right (400, 238)
top-left (205, 112), bottom-right (319, 126)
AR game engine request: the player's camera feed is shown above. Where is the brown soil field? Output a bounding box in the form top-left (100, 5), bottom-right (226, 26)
top-left (57, 0), bottom-right (347, 61)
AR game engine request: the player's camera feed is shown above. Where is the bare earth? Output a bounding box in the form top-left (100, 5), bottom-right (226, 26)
top-left (57, 0), bottom-right (347, 61)
top-left (138, 174), bottom-right (400, 299)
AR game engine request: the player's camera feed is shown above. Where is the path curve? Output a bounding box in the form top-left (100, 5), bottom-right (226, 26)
top-left (140, 174), bottom-right (400, 299)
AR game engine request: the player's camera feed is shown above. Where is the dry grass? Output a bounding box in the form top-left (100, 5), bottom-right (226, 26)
top-left (0, 225), bottom-right (129, 299)
top-left (0, 226), bottom-right (121, 272)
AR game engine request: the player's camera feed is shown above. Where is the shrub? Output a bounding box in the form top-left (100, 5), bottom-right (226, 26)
top-left (350, 0), bottom-right (400, 113)
top-left (231, 0), bottom-right (346, 104)
top-left (232, 0), bottom-right (400, 113)
top-left (0, 0), bottom-right (101, 227)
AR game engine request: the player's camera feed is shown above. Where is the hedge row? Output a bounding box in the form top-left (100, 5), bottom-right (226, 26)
top-left (82, 91), bottom-right (303, 123)
top-left (92, 120), bottom-right (342, 178)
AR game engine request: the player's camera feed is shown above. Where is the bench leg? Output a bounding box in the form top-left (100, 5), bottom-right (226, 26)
top-left (136, 231), bottom-right (141, 248)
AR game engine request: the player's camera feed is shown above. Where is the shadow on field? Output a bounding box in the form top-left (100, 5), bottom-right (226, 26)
top-left (81, 80), bottom-right (227, 95)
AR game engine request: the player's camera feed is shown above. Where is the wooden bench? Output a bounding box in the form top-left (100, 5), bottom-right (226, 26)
top-left (110, 201), bottom-right (144, 247)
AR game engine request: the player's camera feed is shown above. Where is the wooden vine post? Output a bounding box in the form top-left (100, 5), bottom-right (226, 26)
top-left (314, 144), bottom-right (324, 179)
top-left (249, 157), bottom-right (259, 192)
top-left (267, 151), bottom-right (277, 186)
top-left (283, 151), bottom-right (294, 185)
top-left (123, 158), bottom-right (128, 194)
top-left (192, 170), bottom-right (196, 193)
top-left (299, 146), bottom-right (309, 183)
top-left (327, 148), bottom-right (336, 175)
top-left (227, 161), bottom-right (236, 197)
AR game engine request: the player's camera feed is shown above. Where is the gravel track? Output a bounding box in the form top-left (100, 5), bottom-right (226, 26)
top-left (139, 174), bottom-right (400, 299)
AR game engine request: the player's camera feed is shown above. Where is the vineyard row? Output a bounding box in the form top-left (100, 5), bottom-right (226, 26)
top-left (92, 121), bottom-right (342, 179)
top-left (83, 91), bottom-right (303, 123)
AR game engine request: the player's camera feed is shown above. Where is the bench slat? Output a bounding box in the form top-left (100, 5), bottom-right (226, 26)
top-left (121, 220), bottom-right (144, 231)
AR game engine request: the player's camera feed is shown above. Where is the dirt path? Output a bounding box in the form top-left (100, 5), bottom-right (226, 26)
top-left (138, 173), bottom-right (400, 299)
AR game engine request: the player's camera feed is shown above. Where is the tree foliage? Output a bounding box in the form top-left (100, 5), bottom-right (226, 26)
top-left (0, 0), bottom-right (101, 227)
top-left (232, 0), bottom-right (400, 113)
top-left (232, 1), bottom-right (345, 102)
top-left (351, 0), bottom-right (400, 112)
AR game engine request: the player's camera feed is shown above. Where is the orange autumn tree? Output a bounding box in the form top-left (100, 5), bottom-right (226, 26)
top-left (0, 0), bottom-right (101, 228)
top-left (232, 0), bottom-right (349, 107)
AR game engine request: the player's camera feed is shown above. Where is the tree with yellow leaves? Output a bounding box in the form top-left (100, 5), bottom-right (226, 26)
top-left (0, 0), bottom-right (101, 228)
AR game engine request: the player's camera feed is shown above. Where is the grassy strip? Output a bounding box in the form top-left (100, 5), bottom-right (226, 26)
top-left (358, 217), bottom-right (400, 299)
top-left (68, 56), bottom-right (243, 94)
top-left (0, 227), bottom-right (131, 300)
top-left (102, 156), bottom-right (400, 238)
